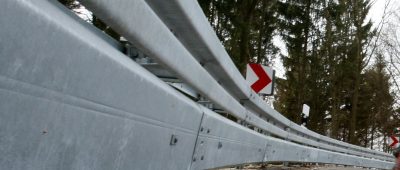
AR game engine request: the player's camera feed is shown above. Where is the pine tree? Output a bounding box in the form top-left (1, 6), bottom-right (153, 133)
top-left (275, 0), bottom-right (323, 126)
top-left (198, 0), bottom-right (279, 74)
top-left (347, 0), bottom-right (375, 144)
top-left (357, 55), bottom-right (395, 147)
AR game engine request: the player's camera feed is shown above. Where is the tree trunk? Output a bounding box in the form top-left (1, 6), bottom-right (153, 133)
top-left (238, 0), bottom-right (258, 75)
top-left (349, 0), bottom-right (363, 145)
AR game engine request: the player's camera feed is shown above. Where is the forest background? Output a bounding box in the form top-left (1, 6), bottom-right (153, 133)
top-left (197, 0), bottom-right (400, 151)
top-left (59, 0), bottom-right (400, 152)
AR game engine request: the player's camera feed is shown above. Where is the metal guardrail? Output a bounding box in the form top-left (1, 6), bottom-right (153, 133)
top-left (143, 0), bottom-right (393, 161)
top-left (0, 0), bottom-right (394, 169)
top-left (80, 0), bottom-right (393, 161)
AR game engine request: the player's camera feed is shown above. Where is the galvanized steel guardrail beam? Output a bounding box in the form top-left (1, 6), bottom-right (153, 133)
top-left (84, 1), bottom-right (391, 165)
top-left (78, 0), bottom-right (249, 121)
top-left (1, 1), bottom-right (201, 169)
top-left (79, 0), bottom-right (392, 162)
top-left (143, 0), bottom-right (392, 161)
top-left (0, 0), bottom-right (394, 169)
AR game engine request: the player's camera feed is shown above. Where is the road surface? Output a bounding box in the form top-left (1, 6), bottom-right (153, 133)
top-left (219, 164), bottom-right (381, 170)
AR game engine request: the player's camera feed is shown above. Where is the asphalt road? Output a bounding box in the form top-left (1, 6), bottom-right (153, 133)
top-left (219, 164), bottom-right (381, 170)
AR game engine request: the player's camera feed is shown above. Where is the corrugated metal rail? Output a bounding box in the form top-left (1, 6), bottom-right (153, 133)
top-left (0, 0), bottom-right (394, 169)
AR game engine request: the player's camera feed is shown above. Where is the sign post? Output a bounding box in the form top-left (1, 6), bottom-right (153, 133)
top-left (246, 63), bottom-right (275, 95)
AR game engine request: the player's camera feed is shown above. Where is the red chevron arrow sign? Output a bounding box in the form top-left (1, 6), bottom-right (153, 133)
top-left (246, 63), bottom-right (275, 95)
top-left (389, 135), bottom-right (400, 149)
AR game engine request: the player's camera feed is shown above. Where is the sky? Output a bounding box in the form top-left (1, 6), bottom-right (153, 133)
top-left (369, 0), bottom-right (387, 25)
top-left (369, 0), bottom-right (400, 23)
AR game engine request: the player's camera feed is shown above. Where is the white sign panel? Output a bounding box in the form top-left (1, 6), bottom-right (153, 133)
top-left (302, 104), bottom-right (310, 117)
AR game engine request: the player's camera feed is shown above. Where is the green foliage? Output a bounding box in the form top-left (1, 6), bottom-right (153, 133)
top-left (199, 0), bottom-right (279, 74)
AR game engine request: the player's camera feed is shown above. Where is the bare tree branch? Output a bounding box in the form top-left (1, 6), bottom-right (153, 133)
top-left (362, 0), bottom-right (393, 68)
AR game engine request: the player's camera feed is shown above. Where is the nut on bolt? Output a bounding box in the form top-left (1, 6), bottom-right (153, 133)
top-left (218, 142), bottom-right (223, 149)
top-left (170, 135), bottom-right (178, 145)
